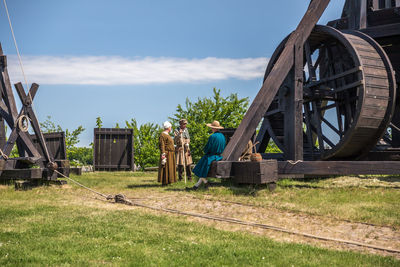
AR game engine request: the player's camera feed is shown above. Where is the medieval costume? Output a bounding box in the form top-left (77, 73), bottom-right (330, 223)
top-left (174, 119), bottom-right (193, 181)
top-left (158, 121), bottom-right (177, 185)
top-left (189, 121), bottom-right (225, 190)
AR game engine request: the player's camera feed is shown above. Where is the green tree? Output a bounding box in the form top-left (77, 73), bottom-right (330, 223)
top-left (169, 88), bottom-right (249, 162)
top-left (125, 118), bottom-right (161, 170)
top-left (96, 117), bottom-right (103, 128)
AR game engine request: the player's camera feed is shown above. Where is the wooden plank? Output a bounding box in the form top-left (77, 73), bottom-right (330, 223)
top-left (372, 0), bottom-right (379, 9)
top-left (223, 0), bottom-right (331, 161)
top-left (278, 161), bottom-right (400, 175)
top-left (0, 168), bottom-right (43, 179)
top-left (1, 57), bottom-right (18, 122)
top-left (26, 106), bottom-right (54, 162)
top-left (360, 23), bottom-right (400, 38)
top-left (285, 43), bottom-right (304, 161)
top-left (360, 0), bottom-right (367, 29)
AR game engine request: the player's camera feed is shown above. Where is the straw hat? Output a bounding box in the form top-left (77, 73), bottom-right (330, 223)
top-left (206, 120), bottom-right (224, 129)
top-left (179, 119), bottom-right (188, 125)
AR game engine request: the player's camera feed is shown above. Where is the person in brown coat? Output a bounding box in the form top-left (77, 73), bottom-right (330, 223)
top-left (158, 121), bottom-right (177, 185)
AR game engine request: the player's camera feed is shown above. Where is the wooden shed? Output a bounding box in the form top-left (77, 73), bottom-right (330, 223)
top-left (93, 128), bottom-right (134, 171)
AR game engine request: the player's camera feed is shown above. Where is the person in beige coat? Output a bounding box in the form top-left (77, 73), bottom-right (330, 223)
top-left (174, 119), bottom-right (193, 181)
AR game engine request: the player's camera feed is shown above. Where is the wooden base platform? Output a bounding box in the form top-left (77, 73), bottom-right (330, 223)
top-left (210, 160), bottom-right (400, 184)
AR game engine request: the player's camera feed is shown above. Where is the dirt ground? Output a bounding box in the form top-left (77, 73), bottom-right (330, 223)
top-left (74, 188), bottom-right (400, 259)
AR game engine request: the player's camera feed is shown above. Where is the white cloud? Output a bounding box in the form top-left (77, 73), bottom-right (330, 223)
top-left (6, 55), bottom-right (269, 85)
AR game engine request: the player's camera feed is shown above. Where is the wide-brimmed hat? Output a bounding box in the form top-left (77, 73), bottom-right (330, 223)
top-left (179, 119), bottom-right (188, 125)
top-left (206, 120), bottom-right (224, 129)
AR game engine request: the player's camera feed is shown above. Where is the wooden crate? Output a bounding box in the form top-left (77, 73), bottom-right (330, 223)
top-left (232, 160), bottom-right (278, 184)
top-left (93, 128), bottom-right (134, 171)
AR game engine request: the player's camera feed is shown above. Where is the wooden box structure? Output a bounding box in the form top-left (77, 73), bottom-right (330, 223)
top-left (30, 132), bottom-right (67, 160)
top-left (93, 128), bottom-right (134, 171)
top-left (233, 161), bottom-right (278, 184)
top-left (211, 0), bottom-right (400, 183)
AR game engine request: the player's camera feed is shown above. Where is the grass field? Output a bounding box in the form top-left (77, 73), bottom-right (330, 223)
top-left (0, 172), bottom-right (399, 266)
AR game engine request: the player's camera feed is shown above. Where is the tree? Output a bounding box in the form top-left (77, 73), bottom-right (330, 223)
top-left (169, 88), bottom-right (249, 162)
top-left (125, 118), bottom-right (161, 170)
top-left (96, 117), bottom-right (103, 128)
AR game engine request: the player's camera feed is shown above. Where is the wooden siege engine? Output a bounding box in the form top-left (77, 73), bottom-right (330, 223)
top-left (0, 43), bottom-right (69, 183)
top-left (210, 0), bottom-right (400, 184)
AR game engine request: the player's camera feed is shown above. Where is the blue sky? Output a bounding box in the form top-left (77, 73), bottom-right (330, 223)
top-left (0, 0), bottom-right (345, 146)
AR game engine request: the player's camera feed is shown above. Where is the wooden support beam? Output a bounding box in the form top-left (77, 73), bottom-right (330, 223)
top-left (278, 161), bottom-right (400, 175)
top-left (285, 43), bottom-right (304, 161)
top-left (222, 0), bottom-right (330, 161)
top-left (371, 0), bottom-right (379, 9)
top-left (359, 0), bottom-right (368, 29)
top-left (0, 168), bottom-right (43, 179)
top-left (360, 23), bottom-right (400, 38)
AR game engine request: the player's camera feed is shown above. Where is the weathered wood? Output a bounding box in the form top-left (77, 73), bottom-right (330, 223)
top-left (360, 23), bottom-right (400, 38)
top-left (360, 0), bottom-right (367, 29)
top-left (94, 128), bottom-right (134, 171)
top-left (0, 168), bottom-right (44, 179)
top-left (30, 132), bottom-right (67, 160)
top-left (278, 161), bottom-right (400, 175)
top-left (285, 43), bottom-right (304, 161)
top-left (233, 161), bottom-right (278, 184)
top-left (223, 0), bottom-right (330, 161)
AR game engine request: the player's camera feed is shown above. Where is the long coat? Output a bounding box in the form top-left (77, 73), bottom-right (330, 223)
top-left (158, 132), bottom-right (177, 185)
top-left (193, 132), bottom-right (226, 178)
top-left (174, 128), bottom-right (193, 166)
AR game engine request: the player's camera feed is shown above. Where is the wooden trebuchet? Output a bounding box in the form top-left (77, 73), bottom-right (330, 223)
top-left (213, 0), bottom-right (400, 183)
top-left (0, 43), bottom-right (65, 181)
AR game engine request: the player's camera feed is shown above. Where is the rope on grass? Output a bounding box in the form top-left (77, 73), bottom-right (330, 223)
top-left (53, 169), bottom-right (132, 204)
top-left (52, 169), bottom-right (400, 255)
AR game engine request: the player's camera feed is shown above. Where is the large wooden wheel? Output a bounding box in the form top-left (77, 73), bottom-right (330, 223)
top-left (257, 25), bottom-right (396, 160)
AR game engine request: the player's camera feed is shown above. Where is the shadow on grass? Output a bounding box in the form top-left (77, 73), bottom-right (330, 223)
top-left (127, 184), bottom-right (162, 189)
top-left (374, 176), bottom-right (400, 183)
top-left (164, 179), bottom-right (274, 196)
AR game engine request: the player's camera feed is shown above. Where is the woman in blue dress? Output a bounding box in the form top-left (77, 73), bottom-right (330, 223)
top-left (189, 121), bottom-right (226, 190)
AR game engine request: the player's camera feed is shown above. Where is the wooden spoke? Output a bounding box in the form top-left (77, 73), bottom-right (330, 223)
top-left (321, 116), bottom-right (341, 135)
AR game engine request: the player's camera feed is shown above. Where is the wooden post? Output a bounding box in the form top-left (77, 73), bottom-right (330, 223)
top-left (222, 0), bottom-right (330, 161)
top-left (359, 0), bottom-right (367, 29)
top-left (294, 43), bottom-right (304, 160)
top-left (371, 0), bottom-right (379, 9)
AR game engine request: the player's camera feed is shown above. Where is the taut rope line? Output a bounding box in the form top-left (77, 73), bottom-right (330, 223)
top-left (2, 0), bottom-right (29, 90)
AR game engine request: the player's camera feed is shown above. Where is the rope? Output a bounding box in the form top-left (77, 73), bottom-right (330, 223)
top-left (0, 148), bottom-right (8, 160)
top-left (129, 201), bottom-right (400, 254)
top-left (287, 160), bottom-right (303, 165)
top-left (2, 0), bottom-right (29, 90)
top-left (16, 115), bottom-right (29, 132)
top-left (53, 169), bottom-right (110, 199)
top-left (52, 168), bottom-right (400, 254)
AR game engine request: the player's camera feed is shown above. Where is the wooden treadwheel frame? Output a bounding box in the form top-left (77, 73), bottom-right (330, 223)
top-left (256, 25), bottom-right (396, 160)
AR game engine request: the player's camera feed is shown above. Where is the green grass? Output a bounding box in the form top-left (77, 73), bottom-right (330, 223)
top-left (57, 172), bottom-right (400, 227)
top-left (0, 172), bottom-right (399, 266)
